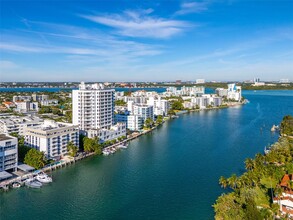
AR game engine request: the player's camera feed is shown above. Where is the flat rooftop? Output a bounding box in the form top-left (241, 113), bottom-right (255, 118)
top-left (0, 115), bottom-right (43, 125)
top-left (0, 133), bottom-right (14, 141)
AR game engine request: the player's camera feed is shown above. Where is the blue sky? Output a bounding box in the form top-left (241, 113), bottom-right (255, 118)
top-left (0, 0), bottom-right (293, 82)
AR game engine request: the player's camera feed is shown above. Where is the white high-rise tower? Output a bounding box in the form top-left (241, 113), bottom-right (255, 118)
top-left (72, 82), bottom-right (115, 131)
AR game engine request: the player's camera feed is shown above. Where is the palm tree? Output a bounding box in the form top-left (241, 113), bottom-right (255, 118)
top-left (219, 176), bottom-right (228, 189)
top-left (245, 158), bottom-right (255, 170)
top-left (255, 153), bottom-right (265, 168)
top-left (239, 174), bottom-right (250, 187)
top-left (227, 174), bottom-right (238, 189)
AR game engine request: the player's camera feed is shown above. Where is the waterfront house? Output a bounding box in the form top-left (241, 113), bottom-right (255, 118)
top-left (273, 174), bottom-right (293, 217)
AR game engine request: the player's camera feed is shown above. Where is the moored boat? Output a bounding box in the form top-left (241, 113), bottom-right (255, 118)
top-left (25, 178), bottom-right (42, 188)
top-left (117, 144), bottom-right (127, 149)
top-left (35, 172), bottom-right (52, 183)
top-left (12, 182), bottom-right (21, 188)
top-left (271, 124), bottom-right (280, 132)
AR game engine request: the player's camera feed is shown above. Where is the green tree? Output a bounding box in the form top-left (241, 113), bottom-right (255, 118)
top-left (144, 117), bottom-right (154, 128)
top-left (245, 158), bottom-right (255, 170)
top-left (168, 109), bottom-right (176, 116)
top-left (243, 198), bottom-right (262, 220)
top-left (213, 193), bottom-right (244, 220)
top-left (10, 133), bottom-right (30, 162)
top-left (280, 115), bottom-right (293, 136)
top-left (39, 106), bottom-right (52, 114)
top-left (124, 91), bottom-right (132, 96)
top-left (156, 115), bottom-right (163, 124)
top-left (171, 101), bottom-right (184, 110)
top-left (65, 111), bottom-right (72, 123)
top-left (52, 107), bottom-right (61, 115)
top-left (83, 136), bottom-right (102, 155)
top-left (67, 141), bottom-right (78, 157)
top-left (227, 174), bottom-right (238, 189)
top-left (115, 100), bottom-right (126, 106)
top-left (83, 137), bottom-right (95, 152)
top-left (219, 176), bottom-right (228, 189)
top-left (24, 148), bottom-right (47, 169)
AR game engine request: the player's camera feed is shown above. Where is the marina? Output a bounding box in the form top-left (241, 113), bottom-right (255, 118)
top-left (0, 124), bottom-right (159, 192)
top-left (1, 172), bottom-right (52, 190)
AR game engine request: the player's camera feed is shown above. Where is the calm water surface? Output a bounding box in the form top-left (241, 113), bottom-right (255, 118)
top-left (1, 90), bottom-right (293, 220)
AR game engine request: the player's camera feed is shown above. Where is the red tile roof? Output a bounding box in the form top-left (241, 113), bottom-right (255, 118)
top-left (280, 174), bottom-right (293, 188)
top-left (2, 101), bottom-right (13, 105)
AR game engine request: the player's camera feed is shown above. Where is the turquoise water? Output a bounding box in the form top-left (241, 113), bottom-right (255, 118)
top-left (1, 90), bottom-right (293, 220)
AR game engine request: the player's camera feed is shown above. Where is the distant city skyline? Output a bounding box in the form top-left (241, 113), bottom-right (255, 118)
top-left (0, 0), bottom-right (293, 82)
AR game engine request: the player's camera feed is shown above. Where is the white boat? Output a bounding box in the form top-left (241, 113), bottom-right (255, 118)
top-left (271, 125), bottom-right (280, 132)
top-left (12, 182), bottom-right (21, 188)
top-left (35, 173), bottom-right (52, 183)
top-left (103, 151), bottom-right (110, 156)
top-left (117, 144), bottom-right (127, 149)
top-left (25, 178), bottom-right (42, 188)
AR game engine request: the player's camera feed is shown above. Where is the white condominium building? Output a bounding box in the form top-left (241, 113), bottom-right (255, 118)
top-left (133, 104), bottom-right (154, 121)
top-left (215, 88), bottom-right (228, 97)
top-left (13, 95), bottom-right (32, 102)
top-left (32, 94), bottom-right (49, 102)
top-left (115, 114), bottom-right (143, 131)
top-left (0, 133), bottom-right (18, 172)
top-left (127, 115), bottom-right (143, 131)
top-left (0, 115), bottom-right (43, 135)
top-left (87, 122), bottom-right (126, 142)
top-left (72, 82), bottom-right (115, 131)
top-left (183, 95), bottom-right (222, 109)
top-left (165, 86), bottom-right (204, 97)
top-left (24, 120), bottom-right (79, 159)
top-left (123, 96), bottom-right (147, 104)
top-left (72, 82), bottom-right (126, 141)
top-left (15, 101), bottom-right (39, 113)
top-left (40, 99), bottom-right (59, 106)
top-left (115, 91), bottom-right (125, 100)
top-left (147, 97), bottom-right (170, 116)
top-left (227, 84), bottom-right (242, 101)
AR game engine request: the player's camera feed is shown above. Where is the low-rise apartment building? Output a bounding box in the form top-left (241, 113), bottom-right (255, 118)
top-left (13, 96), bottom-right (32, 102)
top-left (115, 114), bottom-right (143, 131)
top-left (40, 99), bottom-right (59, 106)
top-left (0, 115), bottom-right (43, 135)
top-left (15, 101), bottom-right (39, 113)
top-left (87, 122), bottom-right (126, 142)
top-left (24, 120), bottom-right (79, 159)
top-left (133, 104), bottom-right (154, 121)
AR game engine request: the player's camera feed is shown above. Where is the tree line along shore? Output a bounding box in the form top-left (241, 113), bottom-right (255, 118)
top-left (214, 115), bottom-right (293, 219)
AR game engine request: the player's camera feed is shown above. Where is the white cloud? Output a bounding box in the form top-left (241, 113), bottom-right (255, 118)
top-left (0, 20), bottom-right (164, 63)
top-left (0, 60), bottom-right (19, 69)
top-left (0, 43), bottom-right (42, 53)
top-left (175, 1), bottom-right (208, 15)
top-left (80, 10), bottom-right (190, 39)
